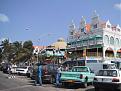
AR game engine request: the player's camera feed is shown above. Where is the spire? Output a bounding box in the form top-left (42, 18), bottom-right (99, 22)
top-left (69, 19), bottom-right (76, 30)
top-left (91, 10), bottom-right (100, 30)
top-left (68, 20), bottom-right (76, 34)
top-left (80, 16), bottom-right (86, 28)
top-left (91, 10), bottom-right (99, 19)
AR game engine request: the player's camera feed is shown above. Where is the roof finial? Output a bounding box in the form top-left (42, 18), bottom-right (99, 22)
top-left (92, 10), bottom-right (99, 19)
top-left (69, 19), bottom-right (76, 29)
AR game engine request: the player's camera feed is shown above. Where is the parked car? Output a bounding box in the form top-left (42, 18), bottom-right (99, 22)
top-left (60, 66), bottom-right (95, 88)
top-left (16, 66), bottom-right (32, 76)
top-left (2, 63), bottom-right (9, 73)
top-left (32, 63), bottom-right (58, 83)
top-left (93, 69), bottom-right (121, 91)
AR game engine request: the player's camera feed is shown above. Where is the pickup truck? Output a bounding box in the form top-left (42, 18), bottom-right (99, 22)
top-left (60, 66), bottom-right (95, 88)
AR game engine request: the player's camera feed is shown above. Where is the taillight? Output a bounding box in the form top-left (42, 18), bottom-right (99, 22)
top-left (80, 74), bottom-right (83, 79)
top-left (112, 78), bottom-right (119, 82)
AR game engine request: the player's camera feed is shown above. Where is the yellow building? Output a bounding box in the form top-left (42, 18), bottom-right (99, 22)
top-left (51, 38), bottom-right (67, 50)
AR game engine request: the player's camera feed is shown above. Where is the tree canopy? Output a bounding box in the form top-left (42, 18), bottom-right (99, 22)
top-left (0, 39), bottom-right (34, 64)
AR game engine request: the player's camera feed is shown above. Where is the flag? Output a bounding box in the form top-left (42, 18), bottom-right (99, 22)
top-left (85, 24), bottom-right (91, 32)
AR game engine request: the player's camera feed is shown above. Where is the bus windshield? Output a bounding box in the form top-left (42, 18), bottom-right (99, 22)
top-left (111, 61), bottom-right (121, 69)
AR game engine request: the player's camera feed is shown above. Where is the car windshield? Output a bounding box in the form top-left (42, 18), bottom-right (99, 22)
top-left (72, 67), bottom-right (88, 72)
top-left (97, 70), bottom-right (117, 77)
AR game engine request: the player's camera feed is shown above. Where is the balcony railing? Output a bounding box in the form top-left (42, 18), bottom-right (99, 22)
top-left (96, 40), bottom-right (103, 44)
top-left (68, 39), bottom-right (103, 48)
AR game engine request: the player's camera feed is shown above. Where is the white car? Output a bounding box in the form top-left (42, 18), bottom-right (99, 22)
top-left (93, 69), bottom-right (121, 91)
top-left (16, 66), bottom-right (31, 75)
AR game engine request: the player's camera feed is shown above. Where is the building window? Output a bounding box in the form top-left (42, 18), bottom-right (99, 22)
top-left (93, 24), bottom-right (97, 28)
top-left (70, 31), bottom-right (74, 35)
top-left (81, 28), bottom-right (84, 32)
top-left (115, 38), bottom-right (119, 46)
top-left (107, 25), bottom-right (110, 28)
top-left (104, 35), bottom-right (109, 44)
top-left (110, 36), bottom-right (114, 45)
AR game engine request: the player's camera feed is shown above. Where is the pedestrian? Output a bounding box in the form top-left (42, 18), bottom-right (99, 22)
top-left (34, 63), bottom-right (42, 86)
top-left (56, 65), bottom-right (62, 87)
top-left (11, 63), bottom-right (17, 78)
top-left (7, 63), bottom-right (12, 79)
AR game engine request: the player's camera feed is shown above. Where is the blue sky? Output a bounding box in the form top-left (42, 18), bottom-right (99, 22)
top-left (0, 0), bottom-right (121, 46)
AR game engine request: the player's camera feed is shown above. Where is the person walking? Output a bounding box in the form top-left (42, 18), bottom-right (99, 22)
top-left (35, 63), bottom-right (42, 86)
top-left (8, 63), bottom-right (12, 79)
top-left (11, 63), bottom-right (17, 78)
top-left (56, 65), bottom-right (62, 87)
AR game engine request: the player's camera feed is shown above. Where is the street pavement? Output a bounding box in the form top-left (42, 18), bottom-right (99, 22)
top-left (0, 71), bottom-right (95, 91)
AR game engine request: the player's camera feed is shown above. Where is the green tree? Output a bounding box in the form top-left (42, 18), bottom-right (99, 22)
top-left (1, 39), bottom-right (11, 62)
top-left (0, 39), bottom-right (34, 64)
top-left (11, 41), bottom-right (22, 63)
top-left (13, 40), bottom-right (34, 64)
top-left (0, 48), bottom-right (2, 62)
top-left (22, 40), bottom-right (34, 63)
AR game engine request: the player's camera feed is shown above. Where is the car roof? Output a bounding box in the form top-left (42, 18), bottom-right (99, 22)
top-left (73, 66), bottom-right (88, 68)
top-left (99, 69), bottom-right (119, 71)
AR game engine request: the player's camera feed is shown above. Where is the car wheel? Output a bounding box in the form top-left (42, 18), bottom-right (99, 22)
top-left (27, 73), bottom-right (30, 77)
top-left (83, 82), bottom-right (87, 88)
top-left (118, 89), bottom-right (121, 91)
top-left (62, 82), bottom-right (68, 87)
top-left (95, 87), bottom-right (99, 91)
top-left (83, 77), bottom-right (88, 88)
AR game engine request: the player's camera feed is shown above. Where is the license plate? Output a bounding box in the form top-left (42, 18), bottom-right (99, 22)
top-left (97, 78), bottom-right (102, 82)
top-left (102, 78), bottom-right (111, 82)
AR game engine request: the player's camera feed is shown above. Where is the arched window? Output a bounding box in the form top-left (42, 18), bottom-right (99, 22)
top-left (110, 36), bottom-right (114, 45)
top-left (104, 35), bottom-right (109, 44)
top-left (115, 38), bottom-right (119, 46)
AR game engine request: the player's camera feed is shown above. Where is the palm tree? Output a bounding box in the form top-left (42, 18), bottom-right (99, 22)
top-left (1, 39), bottom-right (11, 62)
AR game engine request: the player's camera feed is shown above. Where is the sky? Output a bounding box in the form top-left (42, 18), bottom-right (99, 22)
top-left (0, 0), bottom-right (121, 46)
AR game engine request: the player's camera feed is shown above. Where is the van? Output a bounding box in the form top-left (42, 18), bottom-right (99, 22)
top-left (32, 63), bottom-right (58, 83)
top-left (62, 60), bottom-right (116, 74)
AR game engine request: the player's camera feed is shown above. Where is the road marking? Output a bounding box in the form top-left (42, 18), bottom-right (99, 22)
top-left (0, 85), bottom-right (32, 91)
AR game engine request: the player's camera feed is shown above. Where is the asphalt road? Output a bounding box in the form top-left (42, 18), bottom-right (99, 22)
top-left (0, 71), bottom-right (95, 91)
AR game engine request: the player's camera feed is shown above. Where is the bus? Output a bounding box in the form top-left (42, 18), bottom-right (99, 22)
top-left (62, 59), bottom-right (116, 74)
top-left (111, 60), bottom-right (121, 69)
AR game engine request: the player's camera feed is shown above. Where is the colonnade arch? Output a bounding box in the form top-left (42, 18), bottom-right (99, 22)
top-left (105, 47), bottom-right (114, 57)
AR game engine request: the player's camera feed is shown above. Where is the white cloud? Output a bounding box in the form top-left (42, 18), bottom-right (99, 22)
top-left (0, 13), bottom-right (9, 22)
top-left (114, 3), bottom-right (121, 10)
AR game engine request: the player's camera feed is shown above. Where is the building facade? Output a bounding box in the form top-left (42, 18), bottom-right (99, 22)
top-left (33, 38), bottom-right (67, 64)
top-left (67, 11), bottom-right (121, 62)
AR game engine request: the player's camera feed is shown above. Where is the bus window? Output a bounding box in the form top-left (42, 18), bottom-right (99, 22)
top-left (62, 60), bottom-right (85, 69)
top-left (103, 64), bottom-right (108, 69)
